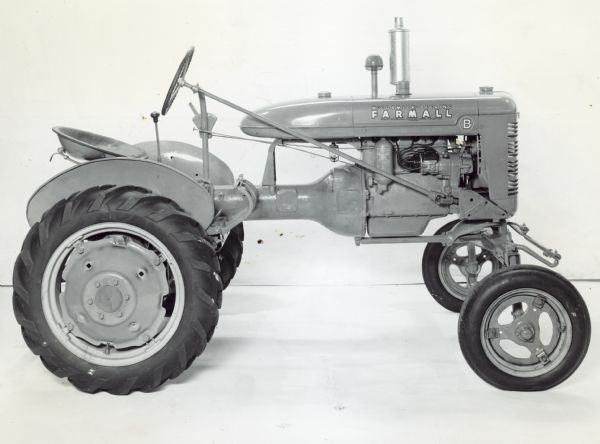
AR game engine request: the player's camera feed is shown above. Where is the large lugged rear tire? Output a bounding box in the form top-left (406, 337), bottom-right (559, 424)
top-left (12, 185), bottom-right (221, 394)
top-left (217, 223), bottom-right (244, 290)
top-left (459, 265), bottom-right (591, 391)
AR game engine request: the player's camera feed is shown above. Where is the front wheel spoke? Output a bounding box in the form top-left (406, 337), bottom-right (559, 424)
top-left (486, 325), bottom-right (511, 340)
top-left (467, 244), bottom-right (478, 265)
top-left (451, 255), bottom-right (467, 267)
top-left (502, 326), bottom-right (519, 342)
top-left (467, 272), bottom-right (478, 286)
top-left (524, 338), bottom-right (548, 361)
top-left (476, 251), bottom-right (491, 265)
top-left (454, 262), bottom-right (471, 280)
top-left (467, 243), bottom-right (476, 261)
top-left (485, 327), bottom-right (501, 340)
top-left (522, 306), bottom-right (543, 325)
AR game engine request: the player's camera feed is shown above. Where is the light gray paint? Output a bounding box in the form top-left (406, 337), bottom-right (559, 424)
top-left (27, 158), bottom-right (215, 228)
top-left (135, 140), bottom-right (235, 185)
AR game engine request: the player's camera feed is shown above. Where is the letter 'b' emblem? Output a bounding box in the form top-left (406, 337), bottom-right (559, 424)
top-left (461, 117), bottom-right (473, 130)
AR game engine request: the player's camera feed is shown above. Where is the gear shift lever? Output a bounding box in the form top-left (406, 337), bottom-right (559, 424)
top-left (151, 111), bottom-right (161, 162)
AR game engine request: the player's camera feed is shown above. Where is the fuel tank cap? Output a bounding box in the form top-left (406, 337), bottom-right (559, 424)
top-left (318, 91), bottom-right (332, 99)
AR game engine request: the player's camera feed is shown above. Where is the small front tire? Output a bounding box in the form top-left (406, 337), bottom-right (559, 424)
top-left (422, 220), bottom-right (501, 313)
top-left (458, 265), bottom-right (591, 391)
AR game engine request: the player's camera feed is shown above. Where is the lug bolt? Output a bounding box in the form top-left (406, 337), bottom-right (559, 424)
top-left (129, 322), bottom-right (140, 332)
top-left (95, 282), bottom-right (101, 288)
top-left (98, 313), bottom-right (105, 320)
top-left (113, 279), bottom-right (119, 286)
top-left (87, 298), bottom-right (93, 305)
top-left (125, 294), bottom-right (130, 301)
top-left (77, 314), bottom-right (86, 323)
top-left (117, 311), bottom-right (123, 318)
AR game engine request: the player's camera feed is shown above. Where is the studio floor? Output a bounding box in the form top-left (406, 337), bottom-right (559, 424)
top-left (1, 283), bottom-right (598, 443)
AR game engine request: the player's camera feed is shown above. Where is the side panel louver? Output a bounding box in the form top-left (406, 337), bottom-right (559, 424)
top-left (507, 122), bottom-right (519, 196)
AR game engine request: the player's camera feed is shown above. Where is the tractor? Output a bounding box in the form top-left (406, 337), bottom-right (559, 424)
top-left (13, 18), bottom-right (590, 394)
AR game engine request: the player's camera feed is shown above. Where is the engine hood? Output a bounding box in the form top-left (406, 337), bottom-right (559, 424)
top-left (240, 92), bottom-right (517, 140)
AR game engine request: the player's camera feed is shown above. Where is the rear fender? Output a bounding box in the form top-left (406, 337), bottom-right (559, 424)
top-left (27, 158), bottom-right (215, 228)
top-left (135, 141), bottom-right (234, 186)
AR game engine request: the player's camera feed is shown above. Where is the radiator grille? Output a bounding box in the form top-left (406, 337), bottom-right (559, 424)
top-left (507, 122), bottom-right (519, 196)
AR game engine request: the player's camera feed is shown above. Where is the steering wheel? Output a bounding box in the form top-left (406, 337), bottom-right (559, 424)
top-left (161, 47), bottom-right (195, 115)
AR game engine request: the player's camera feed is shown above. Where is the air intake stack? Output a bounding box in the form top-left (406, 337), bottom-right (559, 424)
top-left (389, 17), bottom-right (410, 96)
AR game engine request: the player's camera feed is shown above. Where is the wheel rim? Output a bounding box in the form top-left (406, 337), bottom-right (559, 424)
top-left (479, 289), bottom-right (572, 377)
top-left (42, 222), bottom-right (185, 367)
top-left (438, 242), bottom-right (500, 300)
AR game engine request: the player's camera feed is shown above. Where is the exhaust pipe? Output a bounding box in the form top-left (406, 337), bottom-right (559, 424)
top-left (389, 17), bottom-right (410, 96)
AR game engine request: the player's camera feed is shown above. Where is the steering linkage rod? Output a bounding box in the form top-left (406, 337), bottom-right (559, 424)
top-left (179, 80), bottom-right (447, 204)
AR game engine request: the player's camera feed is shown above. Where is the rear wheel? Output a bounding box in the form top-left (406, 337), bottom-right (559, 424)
top-left (422, 220), bottom-right (501, 312)
top-left (217, 224), bottom-right (244, 290)
top-left (459, 265), bottom-right (591, 391)
top-left (13, 185), bottom-right (221, 394)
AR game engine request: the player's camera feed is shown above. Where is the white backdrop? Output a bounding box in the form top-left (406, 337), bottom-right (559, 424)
top-left (1, 0), bottom-right (599, 285)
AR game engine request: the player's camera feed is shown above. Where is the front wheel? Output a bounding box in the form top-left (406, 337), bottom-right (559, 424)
top-left (13, 185), bottom-right (221, 394)
top-left (422, 220), bottom-right (501, 312)
top-left (458, 265), bottom-right (591, 391)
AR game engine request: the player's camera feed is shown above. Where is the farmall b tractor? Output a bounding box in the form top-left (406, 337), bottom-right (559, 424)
top-left (13, 18), bottom-right (590, 394)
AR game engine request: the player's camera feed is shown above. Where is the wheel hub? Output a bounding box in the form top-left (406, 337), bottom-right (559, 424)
top-left (481, 289), bottom-right (573, 377)
top-left (81, 272), bottom-right (137, 326)
top-left (438, 243), bottom-right (500, 300)
top-left (463, 261), bottom-right (481, 275)
top-left (514, 323), bottom-right (536, 342)
top-left (96, 285), bottom-right (123, 313)
top-left (59, 235), bottom-right (169, 349)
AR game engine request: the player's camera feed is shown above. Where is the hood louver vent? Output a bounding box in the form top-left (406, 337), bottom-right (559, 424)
top-left (507, 122), bottom-right (519, 196)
